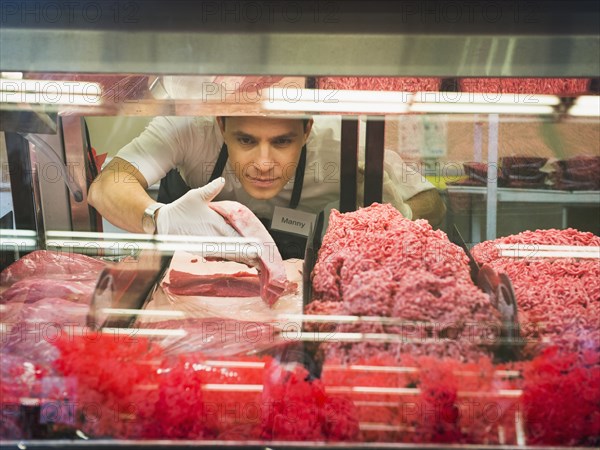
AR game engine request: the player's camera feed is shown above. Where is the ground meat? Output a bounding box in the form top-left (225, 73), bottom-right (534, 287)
top-left (259, 359), bottom-right (360, 441)
top-left (520, 347), bottom-right (600, 446)
top-left (307, 204), bottom-right (501, 363)
top-left (472, 228), bottom-right (600, 356)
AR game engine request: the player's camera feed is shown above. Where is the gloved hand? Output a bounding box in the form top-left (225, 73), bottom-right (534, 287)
top-left (156, 177), bottom-right (240, 237)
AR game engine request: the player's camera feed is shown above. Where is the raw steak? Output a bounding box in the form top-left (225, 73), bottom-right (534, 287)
top-left (0, 250), bottom-right (105, 286)
top-left (209, 201), bottom-right (291, 306)
top-left (147, 252), bottom-right (302, 325)
top-left (163, 269), bottom-right (260, 297)
top-left (307, 203), bottom-right (500, 363)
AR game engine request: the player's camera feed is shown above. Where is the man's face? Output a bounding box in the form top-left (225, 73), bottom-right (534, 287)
top-left (218, 116), bottom-right (312, 200)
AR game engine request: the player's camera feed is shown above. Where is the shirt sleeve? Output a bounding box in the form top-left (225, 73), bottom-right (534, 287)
top-left (384, 150), bottom-right (435, 200)
top-left (116, 116), bottom-right (198, 187)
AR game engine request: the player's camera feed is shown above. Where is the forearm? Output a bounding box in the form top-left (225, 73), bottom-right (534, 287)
top-left (406, 189), bottom-right (447, 227)
top-left (87, 157), bottom-right (155, 233)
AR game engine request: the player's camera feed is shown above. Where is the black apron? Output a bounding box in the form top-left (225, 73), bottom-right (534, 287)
top-left (157, 143), bottom-right (309, 259)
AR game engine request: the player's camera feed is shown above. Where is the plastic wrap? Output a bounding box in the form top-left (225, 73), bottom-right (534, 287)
top-left (0, 250), bottom-right (106, 286)
top-left (550, 156), bottom-right (600, 191)
top-left (2, 245), bottom-right (598, 444)
top-left (137, 251), bottom-right (303, 357)
top-left (501, 157), bottom-right (548, 188)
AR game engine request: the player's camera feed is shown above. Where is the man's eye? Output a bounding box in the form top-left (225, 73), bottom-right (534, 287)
top-left (273, 139), bottom-right (292, 146)
top-left (238, 137), bottom-right (254, 145)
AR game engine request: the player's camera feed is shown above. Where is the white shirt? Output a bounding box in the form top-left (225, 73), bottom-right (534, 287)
top-left (117, 116), bottom-right (434, 220)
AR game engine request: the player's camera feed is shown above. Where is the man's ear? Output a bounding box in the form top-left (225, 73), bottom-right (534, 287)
top-left (216, 116), bottom-right (225, 134)
top-left (303, 118), bottom-right (314, 143)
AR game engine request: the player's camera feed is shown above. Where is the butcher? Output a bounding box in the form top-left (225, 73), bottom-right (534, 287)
top-left (87, 115), bottom-right (446, 259)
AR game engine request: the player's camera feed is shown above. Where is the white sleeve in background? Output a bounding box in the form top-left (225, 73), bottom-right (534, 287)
top-left (384, 150), bottom-right (435, 200)
top-left (356, 117), bottom-right (434, 201)
top-left (116, 116), bottom-right (201, 187)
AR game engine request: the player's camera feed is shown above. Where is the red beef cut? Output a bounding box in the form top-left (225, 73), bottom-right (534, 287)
top-left (0, 250), bottom-right (105, 286)
top-left (0, 277), bottom-right (96, 305)
top-left (307, 204), bottom-right (500, 363)
top-left (1, 297), bottom-right (89, 367)
top-left (163, 269), bottom-right (260, 297)
top-left (209, 201), bottom-right (292, 306)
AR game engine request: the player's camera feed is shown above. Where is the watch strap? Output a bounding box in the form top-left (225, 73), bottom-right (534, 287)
top-left (143, 202), bottom-right (165, 234)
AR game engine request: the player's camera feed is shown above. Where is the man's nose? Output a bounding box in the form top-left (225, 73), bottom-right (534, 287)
top-left (255, 142), bottom-right (274, 166)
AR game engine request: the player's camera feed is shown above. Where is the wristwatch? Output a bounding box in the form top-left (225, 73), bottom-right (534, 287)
top-left (142, 203), bottom-right (165, 234)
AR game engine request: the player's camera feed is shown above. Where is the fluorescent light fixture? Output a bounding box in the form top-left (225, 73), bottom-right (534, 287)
top-left (45, 239), bottom-right (262, 259)
top-left (102, 328), bottom-right (187, 338)
top-left (414, 91), bottom-right (560, 106)
top-left (412, 91), bottom-right (558, 114)
top-left (100, 308), bottom-right (185, 318)
top-left (0, 78), bottom-right (102, 105)
top-left (0, 72), bottom-right (23, 79)
top-left (569, 95), bottom-right (600, 117)
top-left (263, 88), bottom-right (559, 115)
top-left (410, 103), bottom-right (555, 114)
top-left (0, 229), bottom-right (36, 237)
top-left (0, 229), bottom-right (37, 250)
top-left (263, 88), bottom-right (412, 113)
top-left (45, 231), bottom-right (263, 259)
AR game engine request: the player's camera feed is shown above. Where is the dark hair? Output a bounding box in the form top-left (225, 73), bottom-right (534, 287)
top-left (220, 117), bottom-right (309, 130)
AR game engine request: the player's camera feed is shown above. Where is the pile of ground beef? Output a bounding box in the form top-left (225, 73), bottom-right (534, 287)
top-left (307, 203), bottom-right (501, 363)
top-left (472, 228), bottom-right (600, 356)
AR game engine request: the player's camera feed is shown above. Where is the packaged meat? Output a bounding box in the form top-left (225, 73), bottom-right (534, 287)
top-left (463, 162), bottom-right (508, 187)
top-left (0, 277), bottom-right (96, 305)
top-left (550, 156), bottom-right (600, 191)
top-left (1, 298), bottom-right (89, 366)
top-left (0, 250), bottom-right (105, 286)
top-left (501, 156), bottom-right (548, 188)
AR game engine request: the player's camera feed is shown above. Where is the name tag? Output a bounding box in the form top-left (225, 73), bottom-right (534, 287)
top-left (271, 206), bottom-right (316, 237)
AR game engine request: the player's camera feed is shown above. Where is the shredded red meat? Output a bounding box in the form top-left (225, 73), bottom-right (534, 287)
top-left (472, 228), bottom-right (600, 356)
top-left (307, 204), bottom-right (500, 363)
top-left (260, 359), bottom-right (360, 441)
top-left (321, 353), bottom-right (518, 444)
top-left (520, 347), bottom-right (600, 446)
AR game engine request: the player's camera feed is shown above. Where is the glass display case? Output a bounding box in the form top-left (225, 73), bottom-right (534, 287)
top-left (1, 1), bottom-right (599, 448)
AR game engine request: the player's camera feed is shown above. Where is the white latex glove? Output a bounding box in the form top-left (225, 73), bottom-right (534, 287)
top-left (156, 177), bottom-right (240, 237)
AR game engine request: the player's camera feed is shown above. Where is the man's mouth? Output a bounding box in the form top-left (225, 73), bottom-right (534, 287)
top-left (248, 176), bottom-right (279, 187)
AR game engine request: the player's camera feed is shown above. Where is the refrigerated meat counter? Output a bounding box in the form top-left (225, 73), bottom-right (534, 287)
top-left (1, 1), bottom-right (599, 448)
